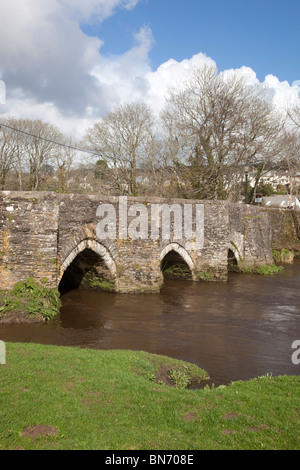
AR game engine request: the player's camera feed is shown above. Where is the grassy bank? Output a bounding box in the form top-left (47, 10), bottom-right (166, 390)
top-left (0, 279), bottom-right (61, 323)
top-left (0, 343), bottom-right (299, 450)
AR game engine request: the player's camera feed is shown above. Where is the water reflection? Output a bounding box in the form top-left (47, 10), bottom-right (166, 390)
top-left (1, 261), bottom-right (300, 386)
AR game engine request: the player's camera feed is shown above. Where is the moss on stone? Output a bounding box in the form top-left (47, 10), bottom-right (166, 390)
top-left (163, 264), bottom-right (192, 280)
top-left (195, 271), bottom-right (214, 281)
top-left (195, 265), bottom-right (218, 281)
top-left (240, 263), bottom-right (284, 276)
top-left (272, 248), bottom-right (294, 263)
top-left (80, 271), bottom-right (116, 292)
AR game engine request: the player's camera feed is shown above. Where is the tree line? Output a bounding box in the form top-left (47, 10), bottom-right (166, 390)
top-left (1, 64), bottom-right (300, 201)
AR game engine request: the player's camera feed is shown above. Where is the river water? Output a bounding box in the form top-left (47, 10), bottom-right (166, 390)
top-left (1, 261), bottom-right (300, 386)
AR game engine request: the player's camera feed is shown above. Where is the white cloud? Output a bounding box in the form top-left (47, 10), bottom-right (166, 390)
top-left (0, 1), bottom-right (104, 114)
top-left (220, 66), bottom-right (260, 87)
top-left (0, 0), bottom-right (151, 137)
top-left (262, 74), bottom-right (300, 110)
top-left (0, 1), bottom-right (299, 140)
top-left (90, 25), bottom-right (154, 107)
top-left (142, 52), bottom-right (217, 115)
top-left (60, 0), bottom-right (140, 22)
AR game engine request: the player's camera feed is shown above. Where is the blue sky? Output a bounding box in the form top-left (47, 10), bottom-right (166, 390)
top-left (0, 0), bottom-right (299, 136)
top-left (83, 0), bottom-right (300, 85)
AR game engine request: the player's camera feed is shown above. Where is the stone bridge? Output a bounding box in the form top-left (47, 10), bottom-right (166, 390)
top-left (0, 191), bottom-right (299, 294)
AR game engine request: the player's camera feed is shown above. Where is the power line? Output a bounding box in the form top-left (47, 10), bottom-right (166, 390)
top-left (0, 121), bottom-right (101, 158)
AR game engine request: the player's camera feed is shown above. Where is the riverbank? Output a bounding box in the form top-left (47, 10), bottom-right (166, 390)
top-left (0, 263), bottom-right (286, 324)
top-left (0, 279), bottom-right (61, 324)
top-left (0, 342), bottom-right (299, 450)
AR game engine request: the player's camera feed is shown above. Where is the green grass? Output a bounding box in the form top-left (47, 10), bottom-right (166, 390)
top-left (0, 279), bottom-right (61, 322)
top-left (240, 263), bottom-right (284, 276)
top-left (0, 343), bottom-right (299, 450)
top-left (272, 249), bottom-right (294, 263)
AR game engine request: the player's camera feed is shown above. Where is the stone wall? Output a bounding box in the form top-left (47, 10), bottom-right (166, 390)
top-left (261, 208), bottom-right (300, 253)
top-left (228, 204), bottom-right (274, 269)
top-left (0, 192), bottom-right (59, 290)
top-left (0, 191), bottom-right (298, 293)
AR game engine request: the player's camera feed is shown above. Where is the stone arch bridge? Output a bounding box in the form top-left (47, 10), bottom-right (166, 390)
top-left (0, 191), bottom-right (299, 293)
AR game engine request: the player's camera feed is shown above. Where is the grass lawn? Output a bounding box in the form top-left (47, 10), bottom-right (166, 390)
top-left (0, 342), bottom-right (299, 450)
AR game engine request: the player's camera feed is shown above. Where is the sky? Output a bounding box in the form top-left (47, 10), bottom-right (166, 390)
top-left (0, 0), bottom-right (299, 139)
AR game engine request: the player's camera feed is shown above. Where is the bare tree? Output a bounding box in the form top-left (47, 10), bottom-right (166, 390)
top-left (18, 119), bottom-right (65, 191)
top-left (0, 118), bottom-right (80, 192)
top-left (84, 103), bottom-right (156, 196)
top-left (52, 137), bottom-right (78, 193)
top-left (158, 109), bottom-right (191, 198)
top-left (161, 64), bottom-right (284, 200)
top-left (279, 99), bottom-right (300, 196)
top-left (279, 129), bottom-right (300, 197)
top-left (1, 118), bottom-right (28, 191)
top-left (0, 118), bottom-right (19, 189)
top-left (287, 101), bottom-right (300, 129)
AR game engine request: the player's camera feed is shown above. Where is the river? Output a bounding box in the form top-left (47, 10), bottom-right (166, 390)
top-left (1, 260), bottom-right (300, 386)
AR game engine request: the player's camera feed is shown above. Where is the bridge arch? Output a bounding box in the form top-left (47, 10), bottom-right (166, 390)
top-left (228, 238), bottom-right (243, 270)
top-left (160, 243), bottom-right (196, 280)
top-left (59, 239), bottom-right (117, 282)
